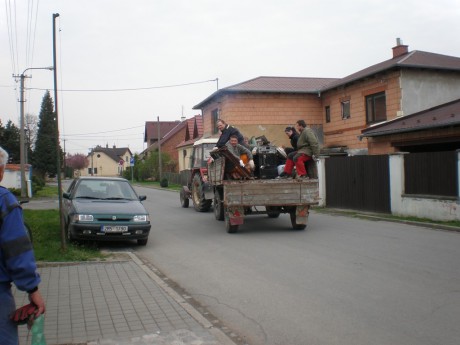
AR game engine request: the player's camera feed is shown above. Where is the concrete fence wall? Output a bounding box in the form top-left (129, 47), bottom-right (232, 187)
top-left (317, 153), bottom-right (460, 221)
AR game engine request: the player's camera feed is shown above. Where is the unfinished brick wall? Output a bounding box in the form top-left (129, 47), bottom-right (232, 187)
top-left (201, 93), bottom-right (323, 147)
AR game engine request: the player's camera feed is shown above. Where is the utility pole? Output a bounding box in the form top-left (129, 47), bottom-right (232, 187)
top-left (52, 12), bottom-right (66, 251)
top-left (13, 67), bottom-right (53, 198)
top-left (18, 73), bottom-right (30, 198)
top-left (157, 116), bottom-right (162, 181)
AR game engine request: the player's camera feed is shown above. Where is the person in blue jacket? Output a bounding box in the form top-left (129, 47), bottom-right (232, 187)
top-left (0, 146), bottom-right (45, 345)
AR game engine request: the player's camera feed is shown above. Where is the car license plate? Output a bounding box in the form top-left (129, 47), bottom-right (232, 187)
top-left (102, 225), bottom-right (128, 233)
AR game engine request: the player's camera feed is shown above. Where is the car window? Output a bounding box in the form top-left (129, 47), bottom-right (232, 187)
top-left (75, 180), bottom-right (138, 200)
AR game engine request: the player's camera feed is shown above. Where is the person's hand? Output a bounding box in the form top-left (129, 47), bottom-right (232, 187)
top-left (208, 156), bottom-right (214, 164)
top-left (239, 160), bottom-right (245, 167)
top-left (248, 160), bottom-right (255, 170)
top-left (29, 290), bottom-right (45, 317)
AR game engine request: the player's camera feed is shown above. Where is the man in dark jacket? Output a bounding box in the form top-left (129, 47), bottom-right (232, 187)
top-left (0, 146), bottom-right (45, 344)
top-left (215, 119), bottom-right (245, 148)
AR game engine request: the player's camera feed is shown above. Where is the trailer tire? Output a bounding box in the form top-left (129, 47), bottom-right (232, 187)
top-left (180, 187), bottom-right (189, 208)
top-left (214, 190), bottom-right (224, 221)
top-left (266, 206), bottom-right (281, 218)
top-left (191, 174), bottom-right (212, 212)
top-left (290, 211), bottom-right (307, 230)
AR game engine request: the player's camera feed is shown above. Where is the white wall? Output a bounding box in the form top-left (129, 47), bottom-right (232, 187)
top-left (389, 152), bottom-right (460, 221)
top-left (401, 70), bottom-right (460, 116)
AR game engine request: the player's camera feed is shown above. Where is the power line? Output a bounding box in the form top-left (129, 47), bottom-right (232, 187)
top-left (25, 78), bottom-right (218, 92)
top-left (65, 125), bottom-right (144, 136)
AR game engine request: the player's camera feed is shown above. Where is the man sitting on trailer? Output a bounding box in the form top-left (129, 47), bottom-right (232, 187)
top-left (226, 135), bottom-right (255, 171)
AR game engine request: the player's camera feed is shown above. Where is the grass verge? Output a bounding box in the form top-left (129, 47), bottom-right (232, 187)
top-left (133, 180), bottom-right (182, 191)
top-left (34, 185), bottom-right (59, 198)
top-left (312, 206), bottom-right (460, 229)
top-left (23, 209), bottom-right (106, 262)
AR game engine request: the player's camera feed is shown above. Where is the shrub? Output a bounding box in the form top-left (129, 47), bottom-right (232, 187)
top-left (160, 177), bottom-right (168, 187)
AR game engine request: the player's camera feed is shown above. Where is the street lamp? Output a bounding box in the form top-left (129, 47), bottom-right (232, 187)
top-left (15, 66), bottom-right (54, 198)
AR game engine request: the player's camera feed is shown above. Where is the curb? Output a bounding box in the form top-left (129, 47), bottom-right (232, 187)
top-left (124, 252), bottom-right (239, 345)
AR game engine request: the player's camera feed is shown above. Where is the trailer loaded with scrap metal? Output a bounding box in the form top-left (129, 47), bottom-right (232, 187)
top-left (180, 138), bottom-right (319, 233)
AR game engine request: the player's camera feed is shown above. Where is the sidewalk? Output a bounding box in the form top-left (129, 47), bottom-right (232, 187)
top-left (13, 252), bottom-right (238, 345)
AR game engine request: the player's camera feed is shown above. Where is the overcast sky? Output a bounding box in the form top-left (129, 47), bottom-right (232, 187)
top-left (1, 0), bottom-right (459, 155)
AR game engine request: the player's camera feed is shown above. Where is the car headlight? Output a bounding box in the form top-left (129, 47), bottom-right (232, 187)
top-left (73, 214), bottom-right (94, 222)
top-left (133, 215), bottom-right (149, 222)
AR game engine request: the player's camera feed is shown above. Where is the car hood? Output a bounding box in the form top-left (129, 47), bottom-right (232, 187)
top-left (71, 199), bottom-right (148, 215)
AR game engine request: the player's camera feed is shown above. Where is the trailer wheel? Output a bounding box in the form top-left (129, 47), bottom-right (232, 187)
top-left (180, 187), bottom-right (189, 208)
top-left (290, 211), bottom-right (307, 230)
top-left (225, 216), bottom-right (239, 233)
top-left (266, 206), bottom-right (281, 218)
top-left (214, 190), bottom-right (224, 221)
top-left (191, 174), bottom-right (212, 212)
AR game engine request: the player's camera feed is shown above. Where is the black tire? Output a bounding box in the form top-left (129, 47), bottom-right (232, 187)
top-left (290, 211), bottom-right (307, 230)
top-left (191, 174), bottom-right (212, 212)
top-left (137, 238), bottom-right (148, 246)
top-left (214, 190), bottom-right (224, 221)
top-left (266, 206), bottom-right (281, 218)
top-left (180, 187), bottom-right (189, 208)
top-left (66, 219), bottom-right (76, 242)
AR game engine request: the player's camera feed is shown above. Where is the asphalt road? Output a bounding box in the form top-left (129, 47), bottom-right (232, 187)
top-left (133, 186), bottom-right (459, 345)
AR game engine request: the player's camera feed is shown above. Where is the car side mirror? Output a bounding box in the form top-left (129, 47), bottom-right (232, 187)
top-left (139, 195), bottom-right (146, 201)
top-left (63, 192), bottom-right (71, 200)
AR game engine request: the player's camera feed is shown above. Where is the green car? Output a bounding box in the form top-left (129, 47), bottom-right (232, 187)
top-left (63, 176), bottom-right (151, 245)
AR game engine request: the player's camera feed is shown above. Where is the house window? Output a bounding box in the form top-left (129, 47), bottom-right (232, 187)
top-left (366, 92), bottom-right (386, 124)
top-left (341, 101), bottom-right (350, 119)
top-left (325, 106), bottom-right (331, 123)
top-left (93, 168), bottom-right (98, 175)
top-left (88, 168), bottom-right (92, 175)
top-left (211, 108), bottom-right (219, 134)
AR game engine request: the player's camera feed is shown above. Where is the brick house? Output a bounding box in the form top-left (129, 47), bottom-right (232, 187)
top-left (321, 39), bottom-right (460, 154)
top-left (192, 77), bottom-right (338, 148)
top-left (79, 145), bottom-right (132, 177)
top-left (144, 121), bottom-right (181, 147)
top-left (143, 120), bottom-right (188, 173)
top-left (193, 40), bottom-right (460, 155)
top-left (176, 115), bottom-right (203, 171)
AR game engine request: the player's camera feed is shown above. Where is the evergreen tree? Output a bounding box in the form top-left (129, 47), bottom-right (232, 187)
top-left (33, 91), bottom-right (62, 178)
top-left (0, 120), bottom-right (21, 163)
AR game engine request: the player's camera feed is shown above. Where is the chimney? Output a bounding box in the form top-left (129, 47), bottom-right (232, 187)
top-left (392, 38), bottom-right (409, 58)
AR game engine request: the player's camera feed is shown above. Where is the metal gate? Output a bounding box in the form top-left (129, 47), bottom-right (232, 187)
top-left (325, 155), bottom-right (391, 213)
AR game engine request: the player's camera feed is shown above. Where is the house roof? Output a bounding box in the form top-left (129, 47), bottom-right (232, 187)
top-left (92, 146), bottom-right (132, 162)
top-left (144, 121), bottom-right (181, 142)
top-left (193, 76), bottom-right (339, 109)
top-left (322, 50), bottom-right (460, 91)
top-left (176, 115), bottom-right (204, 148)
top-left (360, 98), bottom-right (460, 138)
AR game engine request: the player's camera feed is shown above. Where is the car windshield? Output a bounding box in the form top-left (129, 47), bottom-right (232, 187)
top-left (74, 180), bottom-right (138, 200)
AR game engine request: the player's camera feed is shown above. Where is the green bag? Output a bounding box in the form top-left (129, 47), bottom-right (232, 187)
top-left (31, 315), bottom-right (47, 345)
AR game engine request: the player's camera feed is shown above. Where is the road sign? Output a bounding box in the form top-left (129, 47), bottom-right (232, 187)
top-left (119, 159), bottom-right (124, 166)
top-left (130, 157), bottom-right (135, 166)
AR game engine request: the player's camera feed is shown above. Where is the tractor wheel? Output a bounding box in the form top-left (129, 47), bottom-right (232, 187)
top-left (191, 174), bottom-right (212, 212)
top-left (214, 189), bottom-right (224, 221)
top-left (180, 187), bottom-right (189, 208)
